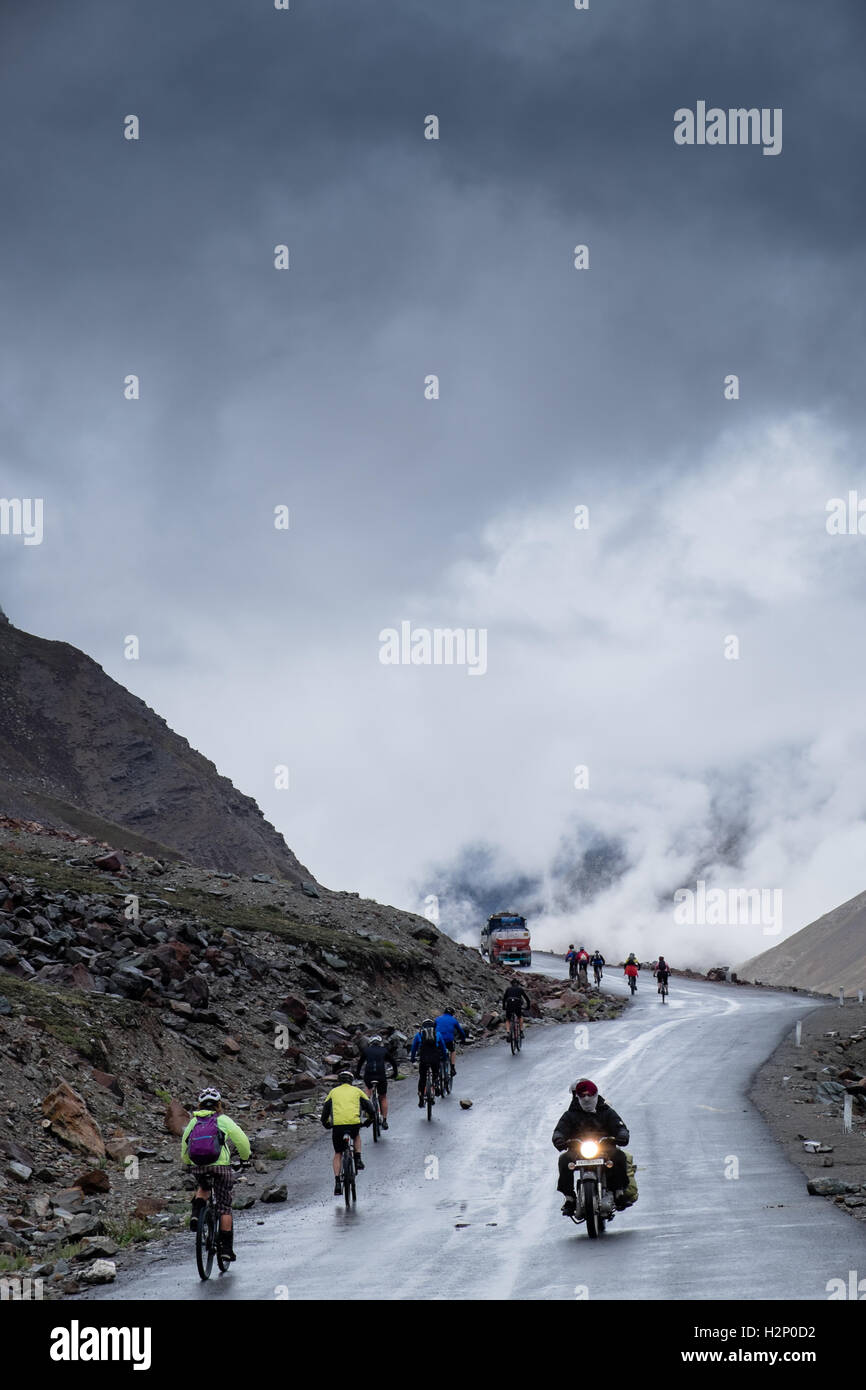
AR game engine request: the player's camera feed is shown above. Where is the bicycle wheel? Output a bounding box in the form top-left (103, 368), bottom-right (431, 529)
top-left (515, 1021), bottom-right (522, 1053)
top-left (372, 1103), bottom-right (380, 1142)
top-left (216, 1225), bottom-right (231, 1273)
top-left (343, 1149), bottom-right (353, 1208)
top-left (426, 1085), bottom-right (434, 1121)
top-left (510, 1021), bottom-right (517, 1054)
top-left (196, 1204), bottom-right (215, 1281)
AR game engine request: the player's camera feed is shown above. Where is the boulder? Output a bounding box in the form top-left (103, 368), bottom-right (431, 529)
top-left (132, 1196), bottom-right (166, 1219)
top-left (79, 1259), bottom-right (116, 1284)
top-left (91, 1069), bottom-right (125, 1102)
top-left (93, 853), bottom-right (125, 874)
top-left (164, 1100), bottom-right (190, 1137)
top-left (806, 1177), bottom-right (859, 1196)
top-left (76, 1168), bottom-right (111, 1195)
top-left (76, 1236), bottom-right (119, 1259)
top-left (41, 1081), bottom-right (105, 1158)
top-left (260, 1184), bottom-right (287, 1203)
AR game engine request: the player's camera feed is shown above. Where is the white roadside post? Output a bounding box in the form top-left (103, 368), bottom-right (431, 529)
top-left (843, 1094), bottom-right (853, 1135)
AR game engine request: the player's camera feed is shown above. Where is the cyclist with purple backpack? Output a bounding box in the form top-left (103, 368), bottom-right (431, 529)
top-left (182, 1087), bottom-right (251, 1264)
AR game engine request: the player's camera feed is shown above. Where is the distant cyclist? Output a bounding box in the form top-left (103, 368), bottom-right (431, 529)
top-left (410, 1019), bottom-right (449, 1107)
top-left (565, 944), bottom-right (578, 980)
top-left (590, 950), bottom-right (605, 985)
top-left (182, 1087), bottom-right (251, 1264)
top-left (656, 956), bottom-right (671, 993)
top-left (321, 1070), bottom-right (375, 1197)
top-left (435, 1007), bottom-right (466, 1077)
top-left (357, 1034), bottom-right (392, 1129)
top-left (502, 979), bottom-right (531, 1042)
top-left (575, 947), bottom-right (590, 988)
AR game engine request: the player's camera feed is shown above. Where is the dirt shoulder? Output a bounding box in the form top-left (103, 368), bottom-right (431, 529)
top-left (748, 999), bottom-right (866, 1223)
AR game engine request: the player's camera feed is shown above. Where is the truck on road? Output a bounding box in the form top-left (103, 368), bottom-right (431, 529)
top-left (481, 912), bottom-right (531, 967)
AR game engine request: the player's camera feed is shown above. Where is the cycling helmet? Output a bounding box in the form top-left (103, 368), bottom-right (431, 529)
top-left (337, 1070), bottom-right (354, 1083)
top-left (570, 1078), bottom-right (598, 1097)
top-left (197, 1086), bottom-right (221, 1106)
top-left (443, 1007), bottom-right (455, 1016)
top-left (368, 1034), bottom-right (383, 1044)
top-left (421, 1019), bottom-right (434, 1030)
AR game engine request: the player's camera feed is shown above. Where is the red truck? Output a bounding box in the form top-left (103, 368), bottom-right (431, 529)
top-left (481, 912), bottom-right (531, 967)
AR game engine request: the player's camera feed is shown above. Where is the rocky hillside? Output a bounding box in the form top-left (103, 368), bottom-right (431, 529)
top-left (0, 821), bottom-right (620, 1296)
top-left (0, 609), bottom-right (311, 882)
top-left (740, 888), bottom-right (866, 995)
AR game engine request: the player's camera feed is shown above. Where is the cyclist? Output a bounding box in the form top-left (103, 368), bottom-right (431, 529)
top-left (575, 946), bottom-right (590, 988)
top-left (552, 1078), bottom-right (632, 1217)
top-left (435, 1007), bottom-right (466, 1077)
top-left (590, 950), bottom-right (605, 985)
top-left (321, 1070), bottom-right (375, 1197)
top-left (624, 958), bottom-right (639, 992)
top-left (565, 944), bottom-right (578, 979)
top-left (656, 956), bottom-right (671, 993)
top-left (181, 1086), bottom-right (251, 1264)
top-left (357, 1033), bottom-right (391, 1128)
top-left (410, 1019), bottom-right (449, 1107)
top-left (502, 978), bottom-right (531, 1042)
top-left (625, 952), bottom-right (641, 970)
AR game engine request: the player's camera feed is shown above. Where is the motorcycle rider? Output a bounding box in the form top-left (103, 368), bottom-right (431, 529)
top-left (501, 978), bottom-right (531, 1041)
top-left (410, 1018), bottom-right (449, 1107)
top-left (357, 1033), bottom-right (392, 1128)
top-left (552, 1078), bottom-right (631, 1217)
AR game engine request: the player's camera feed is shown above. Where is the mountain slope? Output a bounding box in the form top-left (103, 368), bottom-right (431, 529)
top-left (739, 888), bottom-right (866, 994)
top-left (0, 608), bottom-right (312, 882)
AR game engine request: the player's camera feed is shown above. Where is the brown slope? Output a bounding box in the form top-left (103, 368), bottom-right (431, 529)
top-left (738, 888), bottom-right (866, 995)
top-left (0, 608), bottom-right (312, 882)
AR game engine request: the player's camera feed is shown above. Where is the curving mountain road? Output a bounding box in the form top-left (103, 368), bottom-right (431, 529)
top-left (91, 965), bottom-right (866, 1301)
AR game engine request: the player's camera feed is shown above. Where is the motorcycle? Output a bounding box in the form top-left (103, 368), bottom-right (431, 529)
top-left (566, 1137), bottom-right (618, 1238)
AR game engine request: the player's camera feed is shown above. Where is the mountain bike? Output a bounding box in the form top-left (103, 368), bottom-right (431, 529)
top-left (368, 1081), bottom-right (382, 1141)
top-left (593, 964), bottom-right (603, 986)
top-left (194, 1174), bottom-right (231, 1281)
top-left (658, 976), bottom-right (669, 1004)
top-left (423, 1067), bottom-right (437, 1121)
top-left (508, 1012), bottom-right (523, 1054)
top-left (340, 1134), bottom-right (357, 1207)
top-left (439, 1061), bottom-right (452, 1097)
top-left (627, 973), bottom-right (637, 995)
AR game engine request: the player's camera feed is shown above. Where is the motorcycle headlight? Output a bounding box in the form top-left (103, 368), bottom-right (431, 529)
top-left (579, 1140), bottom-right (599, 1158)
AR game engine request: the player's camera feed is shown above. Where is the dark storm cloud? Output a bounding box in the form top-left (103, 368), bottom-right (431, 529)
top-left (2, 2), bottom-right (866, 954)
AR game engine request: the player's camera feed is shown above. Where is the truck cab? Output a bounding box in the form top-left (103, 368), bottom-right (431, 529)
top-left (481, 912), bottom-right (531, 967)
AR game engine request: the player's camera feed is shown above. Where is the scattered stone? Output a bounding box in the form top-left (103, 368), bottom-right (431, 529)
top-left (132, 1196), bottom-right (166, 1220)
top-left (260, 1184), bottom-right (287, 1203)
top-left (5, 1161), bottom-right (32, 1183)
top-left (459, 1099), bottom-right (473, 1110)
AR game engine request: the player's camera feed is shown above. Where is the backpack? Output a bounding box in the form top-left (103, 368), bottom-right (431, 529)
top-left (421, 1026), bottom-right (435, 1044)
top-left (188, 1112), bottom-right (223, 1165)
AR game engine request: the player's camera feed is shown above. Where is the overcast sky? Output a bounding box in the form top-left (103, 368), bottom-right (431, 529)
top-left (2, 0), bottom-right (866, 967)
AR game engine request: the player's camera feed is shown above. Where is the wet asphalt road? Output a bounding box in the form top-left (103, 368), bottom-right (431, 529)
top-left (91, 960), bottom-right (866, 1301)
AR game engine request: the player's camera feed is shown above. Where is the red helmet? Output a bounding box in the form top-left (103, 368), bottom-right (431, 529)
top-left (571, 1078), bottom-right (598, 1097)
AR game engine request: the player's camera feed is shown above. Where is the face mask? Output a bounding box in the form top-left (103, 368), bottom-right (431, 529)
top-left (577, 1094), bottom-right (598, 1113)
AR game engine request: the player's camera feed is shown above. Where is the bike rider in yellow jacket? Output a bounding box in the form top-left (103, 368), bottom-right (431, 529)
top-left (321, 1071), bottom-right (375, 1197)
